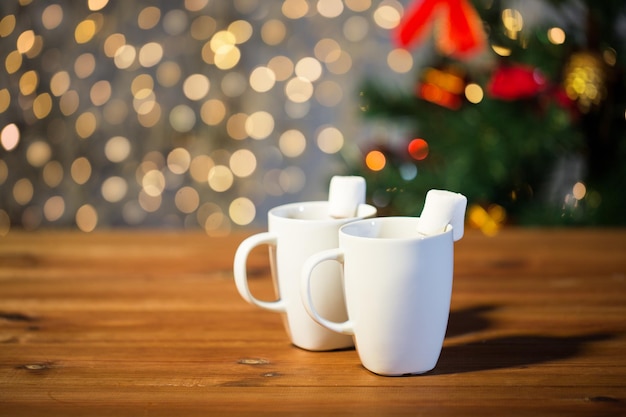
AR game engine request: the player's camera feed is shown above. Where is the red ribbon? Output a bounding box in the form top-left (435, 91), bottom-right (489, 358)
top-left (395, 0), bottom-right (486, 59)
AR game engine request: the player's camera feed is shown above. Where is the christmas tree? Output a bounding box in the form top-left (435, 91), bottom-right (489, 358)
top-left (354, 0), bottom-right (626, 233)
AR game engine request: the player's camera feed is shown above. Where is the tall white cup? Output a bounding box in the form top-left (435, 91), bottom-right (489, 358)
top-left (301, 217), bottom-right (454, 375)
top-left (233, 201), bottom-right (377, 351)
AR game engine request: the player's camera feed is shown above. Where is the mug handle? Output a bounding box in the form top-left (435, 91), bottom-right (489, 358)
top-left (233, 232), bottom-right (286, 313)
top-left (300, 248), bottom-right (354, 335)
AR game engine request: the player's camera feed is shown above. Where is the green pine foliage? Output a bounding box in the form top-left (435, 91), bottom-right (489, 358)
top-left (354, 0), bottom-right (626, 225)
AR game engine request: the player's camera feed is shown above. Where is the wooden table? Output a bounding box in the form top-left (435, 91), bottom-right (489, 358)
top-left (1, 228), bottom-right (625, 416)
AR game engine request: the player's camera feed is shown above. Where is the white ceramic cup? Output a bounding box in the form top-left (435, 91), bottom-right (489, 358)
top-left (233, 201), bottom-right (377, 351)
top-left (300, 217), bottom-right (454, 375)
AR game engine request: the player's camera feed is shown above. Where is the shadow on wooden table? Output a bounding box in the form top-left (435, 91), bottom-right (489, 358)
top-left (445, 305), bottom-right (496, 338)
top-left (436, 304), bottom-right (614, 375)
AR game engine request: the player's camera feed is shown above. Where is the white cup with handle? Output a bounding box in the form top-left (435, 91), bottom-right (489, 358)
top-left (300, 216), bottom-right (455, 374)
top-left (233, 200), bottom-right (377, 351)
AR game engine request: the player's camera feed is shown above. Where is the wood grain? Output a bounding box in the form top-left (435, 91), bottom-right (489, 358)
top-left (1, 228), bottom-right (625, 416)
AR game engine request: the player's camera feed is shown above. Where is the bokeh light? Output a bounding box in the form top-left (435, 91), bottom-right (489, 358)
top-left (365, 150), bottom-right (386, 171)
top-left (408, 138), bottom-right (429, 161)
top-left (0, 1), bottom-right (412, 232)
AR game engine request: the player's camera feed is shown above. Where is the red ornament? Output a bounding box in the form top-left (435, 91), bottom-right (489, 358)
top-left (394, 0), bottom-right (486, 60)
top-left (487, 64), bottom-right (548, 100)
top-left (408, 138), bottom-right (429, 160)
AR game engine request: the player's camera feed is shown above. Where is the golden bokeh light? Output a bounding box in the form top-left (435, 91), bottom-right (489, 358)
top-left (75, 19), bottom-right (97, 44)
top-left (0, 1), bottom-right (412, 232)
top-left (13, 178), bottom-right (34, 205)
top-left (167, 148), bottom-right (192, 174)
top-left (42, 5), bottom-right (64, 30)
top-left (43, 161), bottom-right (64, 188)
top-left (228, 20), bottom-right (253, 44)
top-left (71, 157), bottom-right (92, 185)
top-left (43, 195), bottom-right (65, 222)
top-left (214, 44), bottom-right (241, 70)
top-left (5, 50), bottom-right (22, 74)
top-left (387, 48), bottom-right (413, 74)
top-left (200, 98), bottom-right (227, 126)
top-left (114, 45), bottom-right (136, 69)
top-left (250, 66), bottom-right (276, 93)
top-left (245, 111), bottom-right (275, 140)
top-left (76, 204), bottom-right (98, 232)
top-left (226, 113), bottom-right (248, 140)
top-left (267, 55), bottom-right (294, 81)
top-left (60, 90), bottom-right (80, 116)
top-left (105, 136), bottom-right (131, 163)
top-left (156, 61), bottom-right (182, 87)
top-left (88, 0), bottom-right (109, 12)
top-left (101, 176), bottom-right (128, 203)
top-left (190, 155), bottom-right (215, 183)
top-left (0, 161), bottom-right (7, 185)
top-left (175, 186), bottom-right (200, 214)
top-left (0, 15), bottom-right (16, 38)
top-left (138, 189), bottom-right (162, 213)
top-left (548, 27), bottom-right (566, 45)
top-left (282, 0), bottom-right (309, 19)
top-left (345, 0), bottom-right (371, 12)
top-left (317, 0), bottom-right (344, 18)
top-left (285, 76), bottom-right (314, 103)
top-left (50, 71), bottom-right (71, 96)
top-left (17, 30), bottom-right (36, 54)
top-left (142, 169), bottom-right (166, 197)
top-left (295, 57), bottom-right (323, 82)
top-left (191, 16), bottom-right (216, 40)
top-left (0, 89), bottom-right (8, 113)
top-left (365, 150), bottom-right (386, 171)
top-left (230, 149), bottom-right (257, 178)
top-left (229, 197), bottom-right (256, 226)
top-left (316, 126), bottom-right (344, 154)
top-left (373, 4), bottom-right (402, 30)
top-left (75, 111), bottom-right (98, 139)
top-left (502, 8), bottom-right (523, 39)
top-left (183, 74), bottom-right (210, 100)
top-left (261, 19), bottom-right (287, 46)
top-left (19, 70), bottom-right (38, 95)
top-left (1, 123), bottom-right (20, 151)
top-left (572, 182), bottom-right (587, 200)
top-left (138, 6), bottom-right (161, 30)
top-left (26, 141), bottom-right (51, 167)
top-left (208, 165), bottom-right (234, 192)
top-left (90, 80), bottom-right (112, 106)
top-left (33, 93), bottom-right (53, 119)
top-left (104, 33), bottom-right (125, 58)
top-left (465, 83), bottom-right (484, 104)
top-left (75, 53), bottom-right (96, 79)
top-left (279, 129), bottom-right (307, 158)
top-left (139, 42), bottom-right (164, 68)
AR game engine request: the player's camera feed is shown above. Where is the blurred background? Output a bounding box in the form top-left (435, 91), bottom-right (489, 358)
top-left (1, 0), bottom-right (625, 236)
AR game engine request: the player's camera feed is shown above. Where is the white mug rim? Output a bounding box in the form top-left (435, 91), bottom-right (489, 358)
top-left (339, 216), bottom-right (453, 242)
top-left (268, 201), bottom-right (377, 224)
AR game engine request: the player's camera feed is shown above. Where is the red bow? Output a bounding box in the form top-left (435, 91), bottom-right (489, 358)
top-left (395, 0), bottom-right (486, 59)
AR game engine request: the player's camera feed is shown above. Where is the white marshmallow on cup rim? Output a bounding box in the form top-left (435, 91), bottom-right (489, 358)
top-left (417, 189), bottom-right (467, 241)
top-left (328, 176), bottom-right (366, 218)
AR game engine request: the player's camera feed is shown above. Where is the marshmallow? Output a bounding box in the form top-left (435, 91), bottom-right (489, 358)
top-left (328, 176), bottom-right (366, 218)
top-left (417, 189), bottom-right (467, 241)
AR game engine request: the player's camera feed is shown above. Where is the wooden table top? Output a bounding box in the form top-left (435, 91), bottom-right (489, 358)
top-left (1, 228), bottom-right (625, 416)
